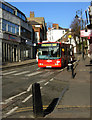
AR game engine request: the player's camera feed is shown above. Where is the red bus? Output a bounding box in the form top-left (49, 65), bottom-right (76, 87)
top-left (37, 42), bottom-right (74, 68)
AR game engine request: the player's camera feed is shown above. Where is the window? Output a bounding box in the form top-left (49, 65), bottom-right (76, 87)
top-left (62, 31), bottom-right (64, 34)
top-left (21, 27), bottom-right (31, 39)
top-left (2, 3), bottom-right (5, 10)
top-left (0, 18), bottom-right (1, 30)
top-left (2, 19), bottom-right (19, 35)
top-left (2, 3), bottom-right (14, 14)
top-left (8, 24), bottom-right (11, 32)
top-left (16, 25), bottom-right (19, 35)
top-left (22, 15), bottom-right (26, 21)
top-left (12, 26), bottom-right (15, 34)
top-left (17, 11), bottom-right (26, 21)
top-left (2, 19), bottom-right (7, 31)
top-left (2, 23), bottom-right (6, 31)
top-left (0, 2), bottom-right (2, 8)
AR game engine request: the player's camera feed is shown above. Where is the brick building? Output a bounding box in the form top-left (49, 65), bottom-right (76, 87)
top-left (27, 11), bottom-right (47, 43)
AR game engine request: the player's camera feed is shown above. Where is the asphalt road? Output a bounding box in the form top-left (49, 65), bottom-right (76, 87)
top-left (2, 64), bottom-right (68, 118)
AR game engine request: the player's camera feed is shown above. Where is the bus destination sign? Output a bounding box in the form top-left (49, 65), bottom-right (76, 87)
top-left (41, 43), bottom-right (58, 47)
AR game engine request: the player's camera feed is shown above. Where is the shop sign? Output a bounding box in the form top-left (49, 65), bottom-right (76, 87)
top-left (80, 29), bottom-right (92, 37)
top-left (9, 35), bottom-right (21, 43)
top-left (26, 40), bottom-right (32, 45)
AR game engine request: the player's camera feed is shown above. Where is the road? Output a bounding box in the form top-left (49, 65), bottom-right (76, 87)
top-left (2, 63), bottom-right (68, 118)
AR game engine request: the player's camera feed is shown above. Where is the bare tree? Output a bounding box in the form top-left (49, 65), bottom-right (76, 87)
top-left (70, 15), bottom-right (85, 53)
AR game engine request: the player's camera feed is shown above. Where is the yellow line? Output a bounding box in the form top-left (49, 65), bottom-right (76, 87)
top-left (15, 105), bottom-right (48, 113)
top-left (57, 105), bottom-right (91, 108)
top-left (15, 107), bottom-right (47, 113)
top-left (15, 105), bottom-right (91, 113)
top-left (16, 105), bottom-right (48, 110)
top-left (17, 106), bottom-right (33, 110)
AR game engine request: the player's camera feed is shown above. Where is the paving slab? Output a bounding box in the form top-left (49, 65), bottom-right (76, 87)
top-left (46, 56), bottom-right (91, 118)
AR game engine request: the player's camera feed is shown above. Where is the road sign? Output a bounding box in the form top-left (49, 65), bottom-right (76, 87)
top-left (80, 29), bottom-right (92, 37)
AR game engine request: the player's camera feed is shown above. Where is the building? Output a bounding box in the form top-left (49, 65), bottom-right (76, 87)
top-left (0, 1), bottom-right (33, 63)
top-left (47, 24), bottom-right (68, 42)
top-left (27, 11), bottom-right (47, 43)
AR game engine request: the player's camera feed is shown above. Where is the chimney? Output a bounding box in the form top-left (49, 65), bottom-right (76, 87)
top-left (30, 11), bottom-right (35, 18)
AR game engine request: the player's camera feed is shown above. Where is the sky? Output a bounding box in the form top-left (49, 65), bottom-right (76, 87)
top-left (9, 2), bottom-right (90, 28)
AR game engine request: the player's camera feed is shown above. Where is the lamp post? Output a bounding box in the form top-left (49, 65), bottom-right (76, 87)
top-left (76, 9), bottom-right (84, 60)
top-left (68, 29), bottom-right (72, 63)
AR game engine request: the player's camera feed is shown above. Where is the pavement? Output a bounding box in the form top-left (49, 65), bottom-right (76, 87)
top-left (46, 55), bottom-right (91, 118)
top-left (0, 59), bottom-right (37, 69)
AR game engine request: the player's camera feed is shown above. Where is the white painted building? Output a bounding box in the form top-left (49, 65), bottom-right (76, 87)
top-left (47, 28), bottom-right (67, 42)
top-left (65, 37), bottom-right (77, 53)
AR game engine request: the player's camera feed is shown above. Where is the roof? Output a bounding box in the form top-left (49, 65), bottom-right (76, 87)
top-left (29, 21), bottom-right (40, 25)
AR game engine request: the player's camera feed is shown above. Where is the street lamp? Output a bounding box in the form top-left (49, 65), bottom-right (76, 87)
top-left (68, 28), bottom-right (72, 63)
top-left (76, 9), bottom-right (84, 60)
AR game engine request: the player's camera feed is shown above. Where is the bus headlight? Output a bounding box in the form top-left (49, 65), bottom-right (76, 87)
top-left (39, 63), bottom-right (43, 65)
top-left (57, 61), bottom-right (60, 63)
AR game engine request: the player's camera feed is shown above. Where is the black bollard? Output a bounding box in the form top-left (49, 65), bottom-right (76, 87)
top-left (71, 63), bottom-right (74, 78)
top-left (32, 83), bottom-right (43, 118)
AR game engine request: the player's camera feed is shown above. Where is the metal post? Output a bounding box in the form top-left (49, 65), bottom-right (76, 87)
top-left (82, 38), bottom-right (84, 60)
top-left (81, 10), bottom-right (84, 60)
top-left (32, 83), bottom-right (43, 118)
top-left (71, 63), bottom-right (74, 78)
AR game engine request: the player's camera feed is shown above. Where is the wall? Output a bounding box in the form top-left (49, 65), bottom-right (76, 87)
top-left (47, 29), bottom-right (66, 42)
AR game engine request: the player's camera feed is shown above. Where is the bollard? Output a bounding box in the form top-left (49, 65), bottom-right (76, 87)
top-left (67, 63), bottom-right (72, 71)
top-left (71, 63), bottom-right (74, 78)
top-left (32, 83), bottom-right (43, 118)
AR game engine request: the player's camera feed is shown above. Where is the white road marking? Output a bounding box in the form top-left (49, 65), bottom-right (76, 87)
top-left (3, 99), bottom-right (13, 104)
top-left (26, 71), bottom-right (42, 77)
top-left (27, 84), bottom-right (32, 92)
top-left (36, 67), bottom-right (40, 70)
top-left (40, 71), bottom-right (54, 77)
top-left (6, 91), bottom-right (27, 101)
top-left (60, 69), bottom-right (64, 72)
top-left (0, 102), bottom-right (7, 105)
top-left (49, 78), bottom-right (54, 81)
top-left (14, 71), bottom-right (30, 75)
top-left (44, 82), bottom-right (49, 86)
top-left (6, 106), bottom-right (18, 115)
top-left (2, 69), bottom-right (15, 72)
top-left (3, 71), bottom-right (17, 75)
top-left (22, 94), bottom-right (32, 103)
top-left (1, 91), bottom-right (27, 105)
top-left (37, 80), bottom-right (46, 83)
top-left (40, 87), bottom-right (43, 89)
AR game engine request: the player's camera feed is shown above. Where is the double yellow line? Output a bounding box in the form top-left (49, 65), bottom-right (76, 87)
top-left (15, 105), bottom-right (48, 113)
top-left (15, 105), bottom-right (91, 113)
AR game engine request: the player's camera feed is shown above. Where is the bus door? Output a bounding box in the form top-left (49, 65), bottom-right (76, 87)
top-left (61, 47), bottom-right (65, 66)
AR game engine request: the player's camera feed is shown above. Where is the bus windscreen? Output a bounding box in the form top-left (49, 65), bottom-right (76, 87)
top-left (38, 43), bottom-right (61, 60)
